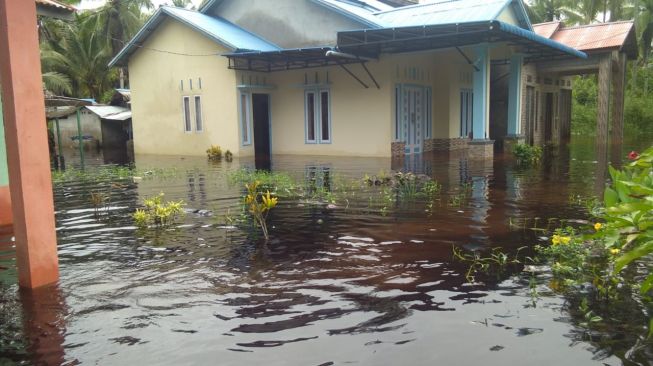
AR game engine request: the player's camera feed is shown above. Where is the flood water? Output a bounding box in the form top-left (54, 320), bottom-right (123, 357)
top-left (1, 137), bottom-right (653, 365)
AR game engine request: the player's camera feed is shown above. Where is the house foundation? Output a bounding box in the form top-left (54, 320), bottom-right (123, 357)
top-left (467, 140), bottom-right (494, 159)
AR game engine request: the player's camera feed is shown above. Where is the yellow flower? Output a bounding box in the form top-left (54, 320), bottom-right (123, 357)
top-left (594, 222), bottom-right (603, 231)
top-left (610, 248), bottom-right (620, 255)
top-left (551, 234), bottom-right (571, 246)
top-left (262, 191), bottom-right (278, 209)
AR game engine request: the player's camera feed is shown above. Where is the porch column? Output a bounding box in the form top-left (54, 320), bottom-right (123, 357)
top-left (0, 0), bottom-right (59, 288)
top-left (0, 94), bottom-right (11, 227)
top-left (507, 54), bottom-right (523, 136)
top-left (505, 54), bottom-right (524, 152)
top-left (470, 43), bottom-right (493, 158)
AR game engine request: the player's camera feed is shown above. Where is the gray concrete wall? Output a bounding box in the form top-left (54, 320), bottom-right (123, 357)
top-left (209, 0), bottom-right (369, 48)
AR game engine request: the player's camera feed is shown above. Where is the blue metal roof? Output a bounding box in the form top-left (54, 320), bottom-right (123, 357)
top-left (374, 0), bottom-right (531, 30)
top-left (109, 6), bottom-right (280, 67)
top-left (336, 20), bottom-right (586, 60)
top-left (497, 21), bottom-right (586, 59)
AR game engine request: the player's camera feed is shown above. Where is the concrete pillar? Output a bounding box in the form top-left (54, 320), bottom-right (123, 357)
top-left (597, 54), bottom-right (612, 151)
top-left (507, 54), bottom-right (523, 137)
top-left (0, 92), bottom-right (11, 227)
top-left (505, 54), bottom-right (525, 153)
top-left (470, 43), bottom-right (493, 158)
top-left (0, 0), bottom-right (59, 288)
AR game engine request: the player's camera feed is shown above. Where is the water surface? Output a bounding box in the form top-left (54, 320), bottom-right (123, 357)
top-left (1, 136), bottom-right (652, 365)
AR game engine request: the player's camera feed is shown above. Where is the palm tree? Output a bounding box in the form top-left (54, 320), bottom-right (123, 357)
top-left (41, 17), bottom-right (117, 101)
top-left (84, 0), bottom-right (153, 58)
top-left (562, 0), bottom-right (601, 24)
top-left (526, 0), bottom-right (569, 22)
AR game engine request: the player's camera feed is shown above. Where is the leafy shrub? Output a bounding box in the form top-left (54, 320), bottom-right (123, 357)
top-left (244, 181), bottom-right (278, 240)
top-left (512, 143), bottom-right (542, 166)
top-left (224, 150), bottom-right (233, 162)
top-left (133, 193), bottom-right (185, 228)
top-left (206, 145), bottom-right (223, 161)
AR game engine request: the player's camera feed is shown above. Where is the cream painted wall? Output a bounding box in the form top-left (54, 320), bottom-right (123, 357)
top-left (257, 48), bottom-right (475, 157)
top-left (129, 18), bottom-right (240, 156)
top-left (263, 62), bottom-right (392, 157)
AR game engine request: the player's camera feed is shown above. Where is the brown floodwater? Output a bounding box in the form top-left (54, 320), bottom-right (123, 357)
top-left (1, 137), bottom-right (653, 365)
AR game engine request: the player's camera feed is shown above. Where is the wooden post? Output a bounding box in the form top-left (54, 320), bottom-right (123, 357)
top-left (597, 54), bottom-right (612, 153)
top-left (0, 0), bottom-right (59, 288)
top-left (610, 51), bottom-right (626, 162)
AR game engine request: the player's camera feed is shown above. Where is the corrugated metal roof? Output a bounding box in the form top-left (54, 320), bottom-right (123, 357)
top-left (86, 106), bottom-right (132, 121)
top-left (497, 21), bottom-right (586, 59)
top-left (548, 22), bottom-right (635, 53)
top-left (109, 6), bottom-right (280, 67)
top-left (373, 0), bottom-right (530, 29)
top-left (532, 21), bottom-right (562, 39)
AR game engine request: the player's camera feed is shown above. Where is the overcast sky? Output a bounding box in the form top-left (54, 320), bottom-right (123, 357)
top-left (75, 0), bottom-right (204, 11)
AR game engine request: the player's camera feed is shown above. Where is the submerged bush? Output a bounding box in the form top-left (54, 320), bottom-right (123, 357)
top-left (224, 150), bottom-right (233, 162)
top-left (512, 143), bottom-right (542, 166)
top-left (206, 145), bottom-right (223, 161)
top-left (133, 193), bottom-right (185, 228)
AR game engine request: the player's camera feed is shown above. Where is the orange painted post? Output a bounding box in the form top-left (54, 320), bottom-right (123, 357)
top-left (0, 0), bottom-right (59, 288)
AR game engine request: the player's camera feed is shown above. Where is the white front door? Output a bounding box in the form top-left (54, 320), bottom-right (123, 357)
top-left (401, 86), bottom-right (424, 154)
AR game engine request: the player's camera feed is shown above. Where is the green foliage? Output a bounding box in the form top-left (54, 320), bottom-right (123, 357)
top-left (206, 145), bottom-right (223, 161)
top-left (40, 16), bottom-right (118, 101)
top-left (452, 246), bottom-right (526, 283)
top-left (571, 70), bottom-right (653, 136)
top-left (229, 169), bottom-right (298, 197)
top-left (133, 193), bottom-right (185, 228)
top-left (244, 181), bottom-right (278, 240)
top-left (603, 147), bottom-right (653, 291)
top-left (512, 143), bottom-right (543, 166)
top-left (51, 166), bottom-right (179, 184)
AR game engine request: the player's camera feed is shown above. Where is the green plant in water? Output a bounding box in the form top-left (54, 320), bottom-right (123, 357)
top-left (206, 145), bottom-right (223, 161)
top-left (244, 181), bottom-right (278, 240)
top-left (133, 193), bottom-right (185, 228)
top-left (452, 246), bottom-right (526, 283)
top-left (512, 143), bottom-right (543, 166)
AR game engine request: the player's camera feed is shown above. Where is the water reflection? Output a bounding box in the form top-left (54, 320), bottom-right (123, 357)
top-left (1, 136), bottom-right (652, 365)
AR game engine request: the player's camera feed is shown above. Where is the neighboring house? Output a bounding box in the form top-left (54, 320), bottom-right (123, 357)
top-left (526, 21), bottom-right (637, 146)
top-left (110, 0), bottom-right (588, 159)
top-left (46, 90), bottom-right (133, 164)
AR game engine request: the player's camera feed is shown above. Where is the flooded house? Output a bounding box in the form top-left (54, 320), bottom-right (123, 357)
top-left (109, 0), bottom-right (588, 159)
